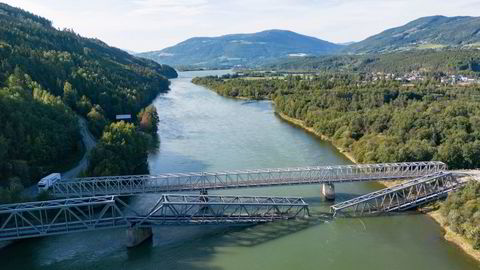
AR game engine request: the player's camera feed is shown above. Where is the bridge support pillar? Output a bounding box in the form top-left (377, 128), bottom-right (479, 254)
top-left (322, 183), bottom-right (335, 201)
top-left (126, 227), bottom-right (152, 248)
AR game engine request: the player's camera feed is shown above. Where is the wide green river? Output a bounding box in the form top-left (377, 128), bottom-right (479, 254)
top-left (1, 70), bottom-right (478, 269)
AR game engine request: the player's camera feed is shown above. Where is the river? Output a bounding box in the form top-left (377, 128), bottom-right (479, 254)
top-left (0, 70), bottom-right (478, 269)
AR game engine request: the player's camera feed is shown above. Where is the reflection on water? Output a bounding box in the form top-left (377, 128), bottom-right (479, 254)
top-left (0, 70), bottom-right (478, 270)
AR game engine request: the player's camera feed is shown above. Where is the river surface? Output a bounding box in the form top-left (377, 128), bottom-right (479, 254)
top-left (1, 70), bottom-right (478, 269)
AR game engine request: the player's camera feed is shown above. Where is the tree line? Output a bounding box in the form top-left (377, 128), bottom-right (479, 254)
top-left (86, 105), bottom-right (160, 176)
top-left (0, 3), bottom-right (175, 202)
top-left (266, 49), bottom-right (480, 75)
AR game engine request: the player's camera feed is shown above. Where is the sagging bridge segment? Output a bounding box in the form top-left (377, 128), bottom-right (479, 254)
top-left (52, 161), bottom-right (447, 198)
top-left (330, 172), bottom-right (466, 217)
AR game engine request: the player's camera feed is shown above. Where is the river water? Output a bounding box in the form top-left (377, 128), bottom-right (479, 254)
top-left (0, 70), bottom-right (478, 269)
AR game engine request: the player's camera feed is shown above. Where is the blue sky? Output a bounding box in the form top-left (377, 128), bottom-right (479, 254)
top-left (4, 0), bottom-right (480, 52)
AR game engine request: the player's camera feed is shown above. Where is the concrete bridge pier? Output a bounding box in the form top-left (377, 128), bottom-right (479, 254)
top-left (126, 227), bottom-right (152, 248)
top-left (322, 183), bottom-right (335, 201)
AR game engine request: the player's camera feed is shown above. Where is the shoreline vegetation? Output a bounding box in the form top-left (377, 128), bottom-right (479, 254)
top-left (275, 111), bottom-right (358, 163)
top-left (192, 76), bottom-right (480, 262)
top-left (275, 109), bottom-right (480, 262)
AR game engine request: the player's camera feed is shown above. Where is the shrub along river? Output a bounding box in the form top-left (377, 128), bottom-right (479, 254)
top-left (0, 70), bottom-right (478, 269)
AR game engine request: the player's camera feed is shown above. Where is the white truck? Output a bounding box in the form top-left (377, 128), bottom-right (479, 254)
top-left (37, 173), bottom-right (61, 191)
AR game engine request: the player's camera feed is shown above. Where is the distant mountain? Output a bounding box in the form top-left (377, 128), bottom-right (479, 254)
top-left (346, 16), bottom-right (480, 53)
top-left (122, 49), bottom-right (138, 55)
top-left (338, 41), bottom-right (356, 46)
top-left (137, 30), bottom-right (343, 68)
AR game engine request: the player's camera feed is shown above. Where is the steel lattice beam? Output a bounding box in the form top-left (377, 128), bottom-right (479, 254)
top-left (52, 161), bottom-right (447, 197)
top-left (330, 172), bottom-right (464, 217)
top-left (0, 194), bottom-right (309, 241)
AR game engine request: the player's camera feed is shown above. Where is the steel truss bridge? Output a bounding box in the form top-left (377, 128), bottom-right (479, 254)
top-left (0, 161), bottom-right (463, 245)
top-left (52, 161), bottom-right (447, 197)
top-left (0, 194), bottom-right (309, 241)
top-left (330, 172), bottom-right (465, 217)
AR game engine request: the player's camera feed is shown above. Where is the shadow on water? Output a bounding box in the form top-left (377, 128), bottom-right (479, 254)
top-left (240, 100), bottom-right (258, 105)
top-left (119, 214), bottom-right (332, 270)
top-left (219, 214), bottom-right (332, 247)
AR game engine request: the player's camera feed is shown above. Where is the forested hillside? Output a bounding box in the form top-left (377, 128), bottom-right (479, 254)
top-left (345, 15), bottom-right (480, 53)
top-left (193, 76), bottom-right (480, 170)
top-left (0, 69), bottom-right (80, 202)
top-left (0, 3), bottom-right (176, 201)
top-left (267, 49), bottom-right (480, 74)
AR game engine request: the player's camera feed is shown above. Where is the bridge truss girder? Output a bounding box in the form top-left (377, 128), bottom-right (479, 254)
top-left (0, 194), bottom-right (309, 241)
top-left (130, 194), bottom-right (309, 227)
top-left (330, 172), bottom-right (464, 217)
top-left (52, 161), bottom-right (447, 197)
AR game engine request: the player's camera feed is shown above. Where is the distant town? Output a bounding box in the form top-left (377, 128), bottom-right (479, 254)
top-left (369, 71), bottom-right (480, 86)
top-left (229, 70), bottom-right (480, 86)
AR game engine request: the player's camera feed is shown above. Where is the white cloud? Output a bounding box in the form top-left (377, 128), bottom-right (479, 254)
top-left (2, 0), bottom-right (480, 52)
top-left (131, 0), bottom-right (209, 16)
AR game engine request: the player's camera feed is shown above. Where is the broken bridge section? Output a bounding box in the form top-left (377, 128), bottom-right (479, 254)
top-left (330, 172), bottom-right (465, 217)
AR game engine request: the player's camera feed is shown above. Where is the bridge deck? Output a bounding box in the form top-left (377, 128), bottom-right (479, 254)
top-left (52, 161), bottom-right (446, 197)
top-left (331, 172), bottom-right (464, 216)
top-left (0, 194), bottom-right (309, 241)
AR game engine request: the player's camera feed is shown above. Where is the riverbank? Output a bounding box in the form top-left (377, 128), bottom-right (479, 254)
top-left (429, 211), bottom-right (480, 262)
top-left (274, 109), bottom-right (480, 263)
top-left (193, 78), bottom-right (480, 263)
top-left (274, 111), bottom-right (358, 163)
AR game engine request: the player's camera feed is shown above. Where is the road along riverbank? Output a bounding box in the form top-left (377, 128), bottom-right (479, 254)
top-left (61, 117), bottom-right (97, 179)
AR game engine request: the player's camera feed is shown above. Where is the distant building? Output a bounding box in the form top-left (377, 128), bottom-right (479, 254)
top-left (116, 114), bottom-right (132, 121)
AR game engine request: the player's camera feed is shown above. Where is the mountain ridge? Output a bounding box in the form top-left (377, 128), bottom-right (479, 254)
top-left (345, 15), bottom-right (480, 53)
top-left (138, 16), bottom-right (480, 68)
top-left (137, 29), bottom-right (343, 68)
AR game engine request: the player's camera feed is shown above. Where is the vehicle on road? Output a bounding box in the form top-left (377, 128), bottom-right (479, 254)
top-left (37, 173), bottom-right (61, 191)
